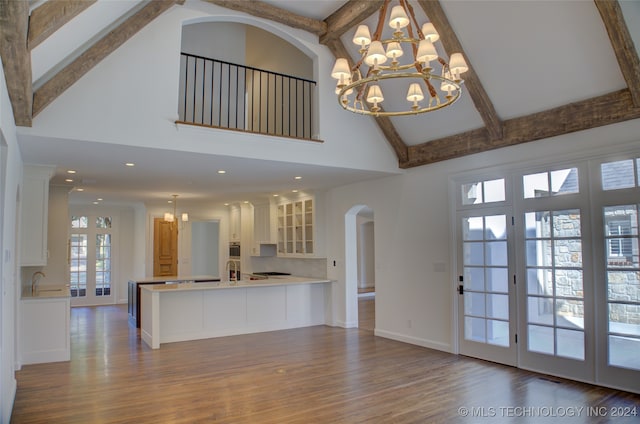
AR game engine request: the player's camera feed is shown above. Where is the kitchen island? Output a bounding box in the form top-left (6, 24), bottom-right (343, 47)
top-left (140, 276), bottom-right (331, 349)
top-left (128, 275), bottom-right (220, 327)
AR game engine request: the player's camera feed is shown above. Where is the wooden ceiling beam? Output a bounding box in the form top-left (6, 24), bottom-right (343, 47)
top-left (32, 0), bottom-right (181, 118)
top-left (320, 0), bottom-right (384, 44)
top-left (205, 0), bottom-right (326, 36)
top-left (0, 0), bottom-right (32, 127)
top-left (594, 0), bottom-right (640, 108)
top-left (417, 0), bottom-right (502, 141)
top-left (323, 37), bottom-right (408, 163)
top-left (28, 0), bottom-right (96, 50)
top-left (401, 89), bottom-right (640, 168)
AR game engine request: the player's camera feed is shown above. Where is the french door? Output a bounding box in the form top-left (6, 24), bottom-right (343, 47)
top-left (455, 156), bottom-right (640, 393)
top-left (69, 214), bottom-right (115, 306)
top-left (457, 207), bottom-right (517, 366)
top-left (592, 158), bottom-right (640, 392)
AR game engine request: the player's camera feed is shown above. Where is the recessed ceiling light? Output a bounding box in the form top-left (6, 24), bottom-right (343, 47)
top-left (97, 198), bottom-right (103, 201)
top-left (243, 200), bottom-right (249, 204)
top-left (76, 188), bottom-right (84, 192)
top-left (93, 201), bottom-right (99, 205)
top-left (217, 170), bottom-right (226, 174)
top-left (224, 203), bottom-right (229, 206)
top-left (125, 162), bottom-right (135, 167)
top-left (292, 189), bottom-right (299, 193)
top-left (67, 170), bottom-right (76, 174)
top-left (294, 176), bottom-right (302, 180)
top-left (65, 178), bottom-right (74, 183)
top-left (273, 194), bottom-right (279, 197)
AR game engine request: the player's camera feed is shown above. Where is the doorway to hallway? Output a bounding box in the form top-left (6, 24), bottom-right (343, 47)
top-left (345, 205), bottom-right (375, 330)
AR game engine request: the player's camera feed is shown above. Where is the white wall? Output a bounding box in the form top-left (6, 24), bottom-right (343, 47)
top-left (181, 21), bottom-right (246, 63)
top-left (190, 221), bottom-right (219, 276)
top-left (19, 1), bottom-right (399, 174)
top-left (144, 201), bottom-right (229, 278)
top-left (325, 118), bottom-right (640, 353)
top-left (0, 57), bottom-right (25, 423)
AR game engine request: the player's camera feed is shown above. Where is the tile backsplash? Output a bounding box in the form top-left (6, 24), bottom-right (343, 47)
top-left (249, 257), bottom-right (327, 278)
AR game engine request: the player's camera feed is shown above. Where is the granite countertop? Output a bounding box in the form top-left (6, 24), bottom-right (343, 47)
top-left (140, 276), bottom-right (331, 292)
top-left (22, 285), bottom-right (71, 299)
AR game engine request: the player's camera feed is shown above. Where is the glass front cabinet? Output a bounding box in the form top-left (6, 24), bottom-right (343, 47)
top-left (277, 197), bottom-right (314, 256)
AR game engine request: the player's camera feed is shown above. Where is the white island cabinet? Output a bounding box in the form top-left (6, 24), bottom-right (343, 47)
top-left (140, 277), bottom-right (330, 349)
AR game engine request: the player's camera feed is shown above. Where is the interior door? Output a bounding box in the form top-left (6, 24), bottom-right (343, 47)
top-left (457, 208), bottom-right (517, 366)
top-left (153, 218), bottom-right (178, 277)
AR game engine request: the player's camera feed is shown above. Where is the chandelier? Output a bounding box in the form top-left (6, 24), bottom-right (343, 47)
top-left (164, 194), bottom-right (189, 223)
top-left (331, 0), bottom-right (468, 117)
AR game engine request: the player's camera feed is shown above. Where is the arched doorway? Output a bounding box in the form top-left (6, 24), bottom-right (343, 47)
top-left (345, 205), bottom-right (375, 330)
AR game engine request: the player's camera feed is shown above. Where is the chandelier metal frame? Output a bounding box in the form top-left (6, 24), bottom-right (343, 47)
top-left (332, 0), bottom-right (468, 117)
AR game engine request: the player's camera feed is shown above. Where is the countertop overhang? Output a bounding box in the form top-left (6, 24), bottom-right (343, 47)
top-left (129, 275), bottom-right (220, 284)
top-left (140, 276), bottom-right (331, 292)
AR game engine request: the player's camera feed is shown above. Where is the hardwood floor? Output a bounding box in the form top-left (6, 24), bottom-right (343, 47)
top-left (358, 293), bottom-right (375, 332)
top-left (11, 305), bottom-right (640, 423)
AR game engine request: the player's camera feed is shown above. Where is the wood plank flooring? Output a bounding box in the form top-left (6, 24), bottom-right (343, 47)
top-left (11, 304), bottom-right (640, 423)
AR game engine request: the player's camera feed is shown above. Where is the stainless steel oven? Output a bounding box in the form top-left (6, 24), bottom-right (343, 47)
top-left (229, 242), bottom-right (240, 259)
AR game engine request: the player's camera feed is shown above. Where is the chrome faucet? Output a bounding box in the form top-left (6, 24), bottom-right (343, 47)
top-left (31, 271), bottom-right (45, 294)
top-left (225, 260), bottom-right (240, 284)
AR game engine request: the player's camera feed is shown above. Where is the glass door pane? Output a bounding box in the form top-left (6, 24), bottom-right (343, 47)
top-left (458, 211), bottom-right (515, 366)
top-left (603, 205), bottom-right (640, 371)
top-left (524, 209), bottom-right (585, 361)
top-left (70, 233), bottom-right (87, 298)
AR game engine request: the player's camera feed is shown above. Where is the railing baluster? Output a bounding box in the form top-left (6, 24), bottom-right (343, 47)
top-left (201, 60), bottom-right (206, 125)
top-left (209, 61), bottom-right (216, 125)
top-left (192, 57), bottom-right (197, 124)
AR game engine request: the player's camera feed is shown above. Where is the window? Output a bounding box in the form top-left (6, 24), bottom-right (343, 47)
top-left (601, 159), bottom-right (640, 191)
top-left (523, 168), bottom-right (578, 198)
top-left (461, 178), bottom-right (505, 205)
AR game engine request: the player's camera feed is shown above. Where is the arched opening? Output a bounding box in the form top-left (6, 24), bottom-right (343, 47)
top-left (178, 20), bottom-right (317, 139)
top-left (345, 205), bottom-right (375, 330)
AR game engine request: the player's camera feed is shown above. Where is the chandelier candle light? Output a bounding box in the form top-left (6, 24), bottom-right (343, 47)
top-left (331, 0), bottom-right (468, 117)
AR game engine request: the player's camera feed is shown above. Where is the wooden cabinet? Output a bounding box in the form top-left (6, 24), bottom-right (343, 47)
top-left (277, 197), bottom-right (314, 257)
top-left (20, 165), bottom-right (55, 266)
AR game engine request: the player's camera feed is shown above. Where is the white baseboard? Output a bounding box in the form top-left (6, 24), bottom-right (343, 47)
top-left (374, 328), bottom-right (452, 353)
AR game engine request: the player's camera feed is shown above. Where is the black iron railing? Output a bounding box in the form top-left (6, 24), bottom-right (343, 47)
top-left (178, 53), bottom-right (316, 140)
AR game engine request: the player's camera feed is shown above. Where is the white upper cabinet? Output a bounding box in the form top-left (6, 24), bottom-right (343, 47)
top-left (20, 165), bottom-right (55, 266)
top-left (229, 204), bottom-right (241, 242)
top-left (251, 202), bottom-right (277, 257)
top-left (277, 197), bottom-right (315, 257)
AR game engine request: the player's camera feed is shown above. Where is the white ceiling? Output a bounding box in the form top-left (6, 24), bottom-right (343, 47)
top-left (17, 0), bottom-right (640, 207)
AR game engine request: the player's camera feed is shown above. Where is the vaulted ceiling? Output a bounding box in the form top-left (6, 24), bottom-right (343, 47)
top-left (1, 0), bottom-right (640, 173)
